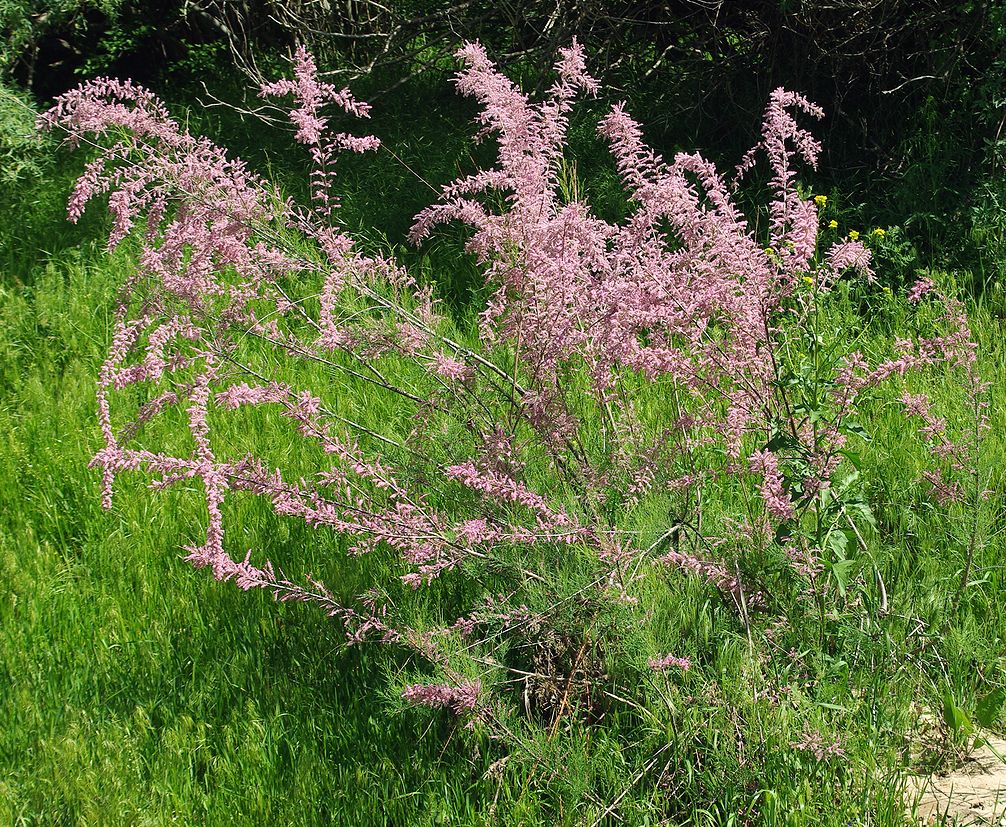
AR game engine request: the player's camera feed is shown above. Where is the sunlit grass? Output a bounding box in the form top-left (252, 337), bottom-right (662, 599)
top-left (4, 116), bottom-right (1006, 825)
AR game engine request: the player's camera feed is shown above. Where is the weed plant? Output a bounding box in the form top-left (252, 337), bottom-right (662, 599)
top-left (4, 42), bottom-right (1006, 827)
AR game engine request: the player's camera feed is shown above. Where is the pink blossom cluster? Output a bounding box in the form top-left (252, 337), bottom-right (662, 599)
top-left (259, 46), bottom-right (379, 215)
top-left (657, 549), bottom-right (744, 603)
top-left (409, 40), bottom-right (880, 536)
top-left (899, 382), bottom-right (989, 506)
top-left (401, 680), bottom-right (482, 714)
top-left (749, 450), bottom-right (795, 521)
top-left (42, 40), bottom-right (989, 744)
top-left (430, 353), bottom-right (473, 381)
top-left (445, 460), bottom-right (582, 535)
top-left (789, 729), bottom-right (846, 761)
top-left (41, 51), bottom-right (496, 604)
top-left (647, 654), bottom-right (692, 672)
top-left (783, 545), bottom-right (824, 581)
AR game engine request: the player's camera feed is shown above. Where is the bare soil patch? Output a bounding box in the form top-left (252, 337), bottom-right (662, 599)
top-left (908, 735), bottom-right (1006, 825)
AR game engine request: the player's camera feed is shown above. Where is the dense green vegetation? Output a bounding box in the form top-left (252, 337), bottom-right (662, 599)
top-left (8, 8), bottom-right (1006, 825)
top-left (0, 119), bottom-right (1004, 827)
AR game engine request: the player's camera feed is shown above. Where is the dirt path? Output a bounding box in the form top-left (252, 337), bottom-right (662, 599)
top-left (908, 735), bottom-right (1006, 825)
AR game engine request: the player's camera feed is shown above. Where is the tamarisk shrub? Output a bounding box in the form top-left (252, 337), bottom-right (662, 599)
top-left (43, 42), bottom-right (984, 818)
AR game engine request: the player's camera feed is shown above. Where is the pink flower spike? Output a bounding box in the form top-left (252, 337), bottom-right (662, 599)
top-left (401, 680), bottom-right (481, 714)
top-left (648, 654), bottom-right (692, 672)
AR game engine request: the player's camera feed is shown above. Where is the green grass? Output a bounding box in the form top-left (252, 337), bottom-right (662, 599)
top-left (6, 107), bottom-right (1006, 826)
top-left (0, 169), bottom-right (507, 826)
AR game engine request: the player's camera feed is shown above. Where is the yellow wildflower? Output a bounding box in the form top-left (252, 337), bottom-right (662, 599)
top-left (802, 276), bottom-right (814, 286)
top-left (814, 195), bottom-right (828, 207)
top-left (872, 227), bottom-right (886, 237)
top-left (849, 230), bottom-right (860, 241)
top-left (828, 220), bottom-right (838, 230)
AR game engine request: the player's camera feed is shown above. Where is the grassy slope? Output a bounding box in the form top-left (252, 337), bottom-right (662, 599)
top-left (4, 99), bottom-right (1006, 826)
top-left (0, 169), bottom-right (512, 826)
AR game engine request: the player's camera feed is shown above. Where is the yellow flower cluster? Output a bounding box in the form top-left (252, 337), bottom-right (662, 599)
top-left (848, 230), bottom-right (860, 241)
top-left (872, 227), bottom-right (886, 238)
top-left (828, 220), bottom-right (838, 230)
top-left (814, 194), bottom-right (828, 207)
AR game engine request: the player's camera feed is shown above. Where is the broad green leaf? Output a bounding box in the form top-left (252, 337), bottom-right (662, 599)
top-left (976, 687), bottom-right (1006, 729)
